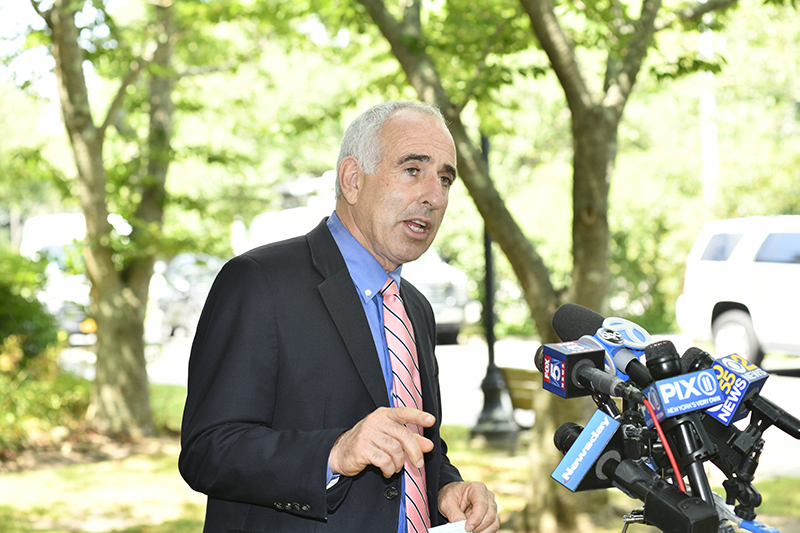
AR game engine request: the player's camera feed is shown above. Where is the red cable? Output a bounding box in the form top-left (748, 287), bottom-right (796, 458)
top-left (643, 398), bottom-right (686, 493)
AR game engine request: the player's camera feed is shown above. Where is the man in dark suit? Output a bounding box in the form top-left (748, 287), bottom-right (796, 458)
top-left (179, 101), bottom-right (499, 532)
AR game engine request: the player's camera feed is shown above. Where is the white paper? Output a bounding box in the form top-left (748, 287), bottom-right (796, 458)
top-left (429, 520), bottom-right (468, 532)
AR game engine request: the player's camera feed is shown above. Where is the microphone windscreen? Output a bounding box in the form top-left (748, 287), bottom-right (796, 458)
top-left (552, 303), bottom-right (605, 342)
top-left (680, 347), bottom-right (711, 374)
top-left (553, 422), bottom-right (582, 454)
top-left (534, 345), bottom-right (545, 372)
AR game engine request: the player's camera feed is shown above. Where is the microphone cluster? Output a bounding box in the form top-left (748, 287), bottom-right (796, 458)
top-left (536, 303), bottom-right (799, 533)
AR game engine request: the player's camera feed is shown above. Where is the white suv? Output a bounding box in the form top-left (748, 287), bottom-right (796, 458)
top-left (676, 215), bottom-right (800, 365)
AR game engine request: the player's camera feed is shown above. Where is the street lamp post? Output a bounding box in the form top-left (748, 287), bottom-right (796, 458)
top-left (471, 135), bottom-right (518, 446)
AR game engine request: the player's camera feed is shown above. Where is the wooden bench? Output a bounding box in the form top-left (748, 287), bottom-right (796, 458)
top-left (500, 367), bottom-right (540, 430)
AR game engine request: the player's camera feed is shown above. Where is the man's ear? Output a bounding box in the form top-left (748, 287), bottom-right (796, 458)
top-left (338, 156), bottom-right (362, 206)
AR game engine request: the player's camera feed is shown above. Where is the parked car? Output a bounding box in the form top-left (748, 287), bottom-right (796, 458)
top-left (675, 215), bottom-right (800, 365)
top-left (401, 249), bottom-right (472, 345)
top-left (150, 253), bottom-right (226, 339)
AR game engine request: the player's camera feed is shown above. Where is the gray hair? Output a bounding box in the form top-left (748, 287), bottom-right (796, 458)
top-left (335, 101), bottom-right (448, 198)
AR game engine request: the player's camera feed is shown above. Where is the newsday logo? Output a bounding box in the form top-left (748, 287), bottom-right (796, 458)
top-left (641, 369), bottom-right (723, 426)
top-left (552, 410), bottom-right (620, 491)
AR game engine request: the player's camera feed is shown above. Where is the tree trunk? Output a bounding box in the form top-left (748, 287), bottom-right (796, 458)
top-left (90, 279), bottom-right (153, 437)
top-left (571, 109), bottom-right (616, 312)
top-left (37, 0), bottom-right (175, 438)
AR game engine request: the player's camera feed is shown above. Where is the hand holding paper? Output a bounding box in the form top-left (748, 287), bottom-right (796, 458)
top-left (429, 520), bottom-right (467, 532)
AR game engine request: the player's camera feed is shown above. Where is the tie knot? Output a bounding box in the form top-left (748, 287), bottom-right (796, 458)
top-left (381, 277), bottom-right (397, 297)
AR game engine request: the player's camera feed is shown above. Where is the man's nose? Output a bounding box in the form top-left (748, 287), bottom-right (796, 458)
top-left (420, 173), bottom-right (446, 210)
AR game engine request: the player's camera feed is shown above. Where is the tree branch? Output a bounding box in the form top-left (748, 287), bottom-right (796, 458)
top-left (519, 0), bottom-right (595, 115)
top-left (29, 0), bottom-right (50, 23)
top-left (357, 0), bottom-right (451, 110)
top-left (175, 61), bottom-right (239, 78)
top-left (603, 0), bottom-right (662, 113)
top-left (98, 58), bottom-right (148, 140)
top-left (454, 23), bottom-right (505, 114)
top-left (655, 0), bottom-right (739, 31)
top-left (98, 10), bottom-right (184, 140)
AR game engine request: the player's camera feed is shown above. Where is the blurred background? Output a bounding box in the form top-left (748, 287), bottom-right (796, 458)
top-left (1, 0), bottom-right (799, 531)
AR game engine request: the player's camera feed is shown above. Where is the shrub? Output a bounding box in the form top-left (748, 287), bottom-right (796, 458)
top-left (0, 246), bottom-right (60, 366)
top-left (0, 346), bottom-right (91, 456)
top-left (0, 246), bottom-right (84, 456)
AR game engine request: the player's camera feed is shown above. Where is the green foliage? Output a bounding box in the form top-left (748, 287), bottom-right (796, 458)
top-left (427, 0), bottom-right (537, 107)
top-left (0, 353), bottom-right (89, 456)
top-left (650, 54), bottom-right (726, 81)
top-left (149, 383), bottom-right (187, 435)
top-left (609, 213), bottom-right (681, 334)
top-left (755, 477), bottom-right (800, 517)
top-left (0, 247), bottom-right (60, 365)
top-left (0, 147), bottom-right (70, 230)
top-left (0, 378), bottom-right (187, 457)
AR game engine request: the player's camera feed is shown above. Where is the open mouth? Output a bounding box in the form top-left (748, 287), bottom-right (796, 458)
top-left (406, 219), bottom-right (429, 234)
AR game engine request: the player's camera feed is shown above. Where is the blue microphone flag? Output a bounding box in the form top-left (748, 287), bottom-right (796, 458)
top-left (705, 354), bottom-right (769, 425)
top-left (540, 340), bottom-right (606, 398)
top-left (641, 369), bottom-right (724, 427)
top-left (552, 410), bottom-right (621, 492)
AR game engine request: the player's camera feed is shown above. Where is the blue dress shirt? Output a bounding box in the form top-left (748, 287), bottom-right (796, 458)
top-left (326, 212), bottom-right (411, 533)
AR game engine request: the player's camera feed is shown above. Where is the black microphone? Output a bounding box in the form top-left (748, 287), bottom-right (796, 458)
top-left (535, 343), bottom-right (645, 403)
top-left (551, 303), bottom-right (654, 389)
top-left (645, 340), bottom-right (717, 503)
top-left (682, 347), bottom-right (800, 439)
top-left (606, 459), bottom-right (719, 533)
top-left (553, 421), bottom-right (718, 533)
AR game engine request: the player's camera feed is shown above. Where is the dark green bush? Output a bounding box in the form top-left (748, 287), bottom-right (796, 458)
top-left (0, 246), bottom-right (60, 366)
top-left (0, 246), bottom-right (82, 455)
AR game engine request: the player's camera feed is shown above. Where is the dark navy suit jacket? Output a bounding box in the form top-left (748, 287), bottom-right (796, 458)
top-left (179, 218), bottom-right (462, 532)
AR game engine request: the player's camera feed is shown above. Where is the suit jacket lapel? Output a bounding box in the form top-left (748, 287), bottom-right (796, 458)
top-left (307, 219), bottom-right (390, 410)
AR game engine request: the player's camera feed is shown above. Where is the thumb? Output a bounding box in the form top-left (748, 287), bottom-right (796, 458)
top-left (438, 498), bottom-right (468, 524)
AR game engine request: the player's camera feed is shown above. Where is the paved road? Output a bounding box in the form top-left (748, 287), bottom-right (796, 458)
top-left (62, 332), bottom-right (800, 481)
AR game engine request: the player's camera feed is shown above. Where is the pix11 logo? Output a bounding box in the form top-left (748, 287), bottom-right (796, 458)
top-left (641, 369), bottom-right (723, 426)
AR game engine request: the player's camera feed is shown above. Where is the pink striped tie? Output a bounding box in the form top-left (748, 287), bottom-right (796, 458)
top-left (381, 277), bottom-right (430, 533)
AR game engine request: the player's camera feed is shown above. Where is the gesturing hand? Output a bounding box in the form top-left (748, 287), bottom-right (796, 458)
top-left (328, 407), bottom-right (435, 478)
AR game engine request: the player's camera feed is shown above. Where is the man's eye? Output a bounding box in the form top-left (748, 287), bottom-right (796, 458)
top-left (406, 167), bottom-right (419, 176)
top-left (440, 175), bottom-right (453, 186)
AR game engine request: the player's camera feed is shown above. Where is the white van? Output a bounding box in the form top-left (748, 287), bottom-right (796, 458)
top-left (19, 213), bottom-right (94, 344)
top-left (675, 215), bottom-right (800, 364)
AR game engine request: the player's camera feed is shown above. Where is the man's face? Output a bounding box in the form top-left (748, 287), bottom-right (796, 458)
top-left (341, 109), bottom-right (457, 272)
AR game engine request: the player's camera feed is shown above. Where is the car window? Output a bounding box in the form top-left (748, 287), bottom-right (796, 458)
top-left (755, 233), bottom-right (800, 264)
top-left (701, 233), bottom-right (743, 261)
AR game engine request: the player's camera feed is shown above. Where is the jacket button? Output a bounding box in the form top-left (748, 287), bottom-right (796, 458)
top-left (384, 486), bottom-right (399, 499)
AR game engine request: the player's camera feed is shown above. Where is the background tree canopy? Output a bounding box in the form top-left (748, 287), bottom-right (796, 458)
top-left (1, 0), bottom-right (798, 529)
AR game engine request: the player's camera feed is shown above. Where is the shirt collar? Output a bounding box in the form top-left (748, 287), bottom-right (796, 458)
top-left (327, 211), bottom-right (402, 302)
